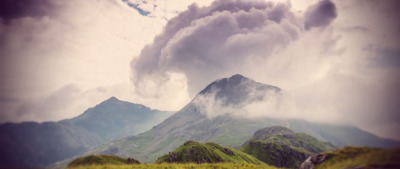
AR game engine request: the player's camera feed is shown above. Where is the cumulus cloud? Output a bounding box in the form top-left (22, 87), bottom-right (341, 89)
top-left (0, 0), bottom-right (60, 23)
top-left (130, 0), bottom-right (400, 140)
top-left (1, 0), bottom-right (215, 123)
top-left (0, 0), bottom-right (172, 122)
top-left (1, 0), bottom-right (399, 141)
top-left (304, 0), bottom-right (337, 30)
top-left (131, 0), bottom-right (314, 96)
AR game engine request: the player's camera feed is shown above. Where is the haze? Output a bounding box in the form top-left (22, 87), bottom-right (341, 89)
top-left (0, 0), bottom-right (399, 141)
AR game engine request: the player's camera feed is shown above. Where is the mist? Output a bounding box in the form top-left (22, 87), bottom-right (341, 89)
top-left (130, 0), bottom-right (400, 140)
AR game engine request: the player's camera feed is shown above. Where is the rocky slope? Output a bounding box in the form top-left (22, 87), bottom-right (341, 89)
top-left (240, 126), bottom-right (335, 168)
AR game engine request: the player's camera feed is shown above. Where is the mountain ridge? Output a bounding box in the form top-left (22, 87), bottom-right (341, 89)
top-left (84, 74), bottom-right (400, 165)
top-left (0, 97), bottom-right (173, 168)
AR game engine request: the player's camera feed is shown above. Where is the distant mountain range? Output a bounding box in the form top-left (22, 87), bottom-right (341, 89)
top-left (0, 97), bottom-right (173, 168)
top-left (1, 74), bottom-right (399, 169)
top-left (86, 74), bottom-right (400, 164)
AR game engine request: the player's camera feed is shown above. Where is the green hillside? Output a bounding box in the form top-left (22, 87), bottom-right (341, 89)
top-left (68, 155), bottom-right (139, 167)
top-left (86, 75), bottom-right (399, 166)
top-left (306, 146), bottom-right (400, 169)
top-left (156, 141), bottom-right (264, 164)
top-left (67, 163), bottom-right (277, 169)
top-left (241, 140), bottom-right (310, 168)
top-left (241, 126), bottom-right (335, 168)
top-left (0, 97), bottom-right (173, 168)
top-left (248, 126), bottom-right (335, 153)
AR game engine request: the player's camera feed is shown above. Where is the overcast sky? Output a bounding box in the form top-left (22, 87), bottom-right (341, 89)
top-left (1, 0), bottom-right (399, 141)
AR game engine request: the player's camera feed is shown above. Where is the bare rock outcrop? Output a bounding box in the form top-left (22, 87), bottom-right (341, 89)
top-left (300, 154), bottom-right (328, 169)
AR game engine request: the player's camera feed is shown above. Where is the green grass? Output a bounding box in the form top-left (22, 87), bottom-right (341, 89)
top-left (156, 141), bottom-right (264, 164)
top-left (240, 140), bottom-right (310, 168)
top-left (240, 126), bottom-right (335, 168)
top-left (314, 146), bottom-right (400, 169)
top-left (67, 163), bottom-right (278, 169)
top-left (260, 133), bottom-right (335, 153)
top-left (67, 155), bottom-right (138, 167)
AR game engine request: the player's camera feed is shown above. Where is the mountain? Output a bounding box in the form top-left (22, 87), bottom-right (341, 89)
top-left (240, 126), bottom-right (335, 168)
top-left (156, 141), bottom-right (263, 164)
top-left (61, 97), bottom-right (173, 142)
top-left (198, 74), bottom-right (280, 105)
top-left (300, 146), bottom-right (400, 169)
top-left (86, 74), bottom-right (400, 164)
top-left (0, 97), bottom-right (173, 168)
top-left (67, 155), bottom-right (139, 167)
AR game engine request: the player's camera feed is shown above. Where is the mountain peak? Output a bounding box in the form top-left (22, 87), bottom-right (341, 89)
top-left (199, 74), bottom-right (252, 94)
top-left (229, 73), bottom-right (247, 80)
top-left (196, 74), bottom-right (280, 105)
top-left (105, 96), bottom-right (119, 102)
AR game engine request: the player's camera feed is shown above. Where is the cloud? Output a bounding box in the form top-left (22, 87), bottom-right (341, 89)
top-left (1, 0), bottom-right (399, 141)
top-left (0, 0), bottom-right (59, 23)
top-left (131, 0), bottom-right (312, 96)
top-left (192, 79), bottom-right (283, 119)
top-left (0, 0), bottom-right (172, 122)
top-left (130, 0), bottom-right (400, 141)
top-left (304, 0), bottom-right (337, 30)
top-left (0, 0), bottom-right (207, 122)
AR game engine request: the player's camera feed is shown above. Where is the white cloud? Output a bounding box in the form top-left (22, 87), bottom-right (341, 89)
top-left (129, 0), bottom-right (400, 140)
top-left (0, 0), bottom-right (399, 141)
top-left (0, 0), bottom-right (185, 122)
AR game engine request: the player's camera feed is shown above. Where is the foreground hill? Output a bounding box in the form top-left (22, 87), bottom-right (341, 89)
top-left (68, 155), bottom-right (139, 167)
top-left (0, 97), bottom-right (173, 168)
top-left (66, 163), bottom-right (277, 169)
top-left (241, 126), bottom-right (335, 168)
top-left (88, 74), bottom-right (399, 164)
top-left (156, 141), bottom-right (263, 164)
top-left (300, 146), bottom-right (400, 169)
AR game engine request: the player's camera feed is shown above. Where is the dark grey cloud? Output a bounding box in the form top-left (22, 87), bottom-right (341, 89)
top-left (0, 96), bottom-right (19, 103)
top-left (374, 49), bottom-right (400, 68)
top-left (0, 0), bottom-right (59, 23)
top-left (131, 0), bottom-right (303, 96)
top-left (304, 0), bottom-right (337, 30)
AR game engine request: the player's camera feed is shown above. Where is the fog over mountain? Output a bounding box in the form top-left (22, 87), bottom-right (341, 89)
top-left (0, 0), bottom-right (399, 142)
top-left (85, 74), bottom-right (399, 165)
top-left (130, 0), bottom-right (400, 140)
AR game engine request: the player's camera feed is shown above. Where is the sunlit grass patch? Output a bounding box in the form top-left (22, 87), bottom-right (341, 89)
top-left (67, 163), bottom-right (279, 169)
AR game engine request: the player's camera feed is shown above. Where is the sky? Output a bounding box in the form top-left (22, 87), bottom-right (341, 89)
top-left (1, 0), bottom-right (400, 140)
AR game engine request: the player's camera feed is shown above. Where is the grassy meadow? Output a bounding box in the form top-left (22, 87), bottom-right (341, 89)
top-left (67, 163), bottom-right (278, 169)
